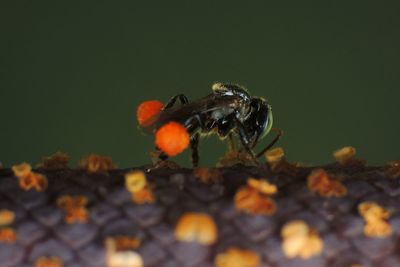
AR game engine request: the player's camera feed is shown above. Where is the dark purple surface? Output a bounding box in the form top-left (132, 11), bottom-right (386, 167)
top-left (0, 164), bottom-right (399, 266)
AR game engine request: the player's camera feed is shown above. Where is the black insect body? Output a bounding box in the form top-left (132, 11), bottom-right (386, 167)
top-left (140, 82), bottom-right (280, 167)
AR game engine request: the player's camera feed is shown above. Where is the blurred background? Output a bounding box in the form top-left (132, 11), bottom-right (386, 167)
top-left (1, 1), bottom-right (399, 168)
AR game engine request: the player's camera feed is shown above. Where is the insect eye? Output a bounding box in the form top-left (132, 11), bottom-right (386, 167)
top-left (259, 107), bottom-right (273, 139)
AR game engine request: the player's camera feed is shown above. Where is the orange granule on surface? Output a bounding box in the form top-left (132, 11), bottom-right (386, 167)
top-left (0, 209), bottom-right (15, 226)
top-left (193, 167), bottom-right (224, 184)
top-left (34, 256), bottom-right (63, 267)
top-left (57, 195), bottom-right (88, 224)
top-left (19, 172), bottom-right (48, 192)
top-left (132, 187), bottom-right (155, 204)
top-left (125, 170), bottom-right (147, 193)
top-left (265, 147), bottom-right (285, 165)
top-left (12, 162), bottom-right (32, 178)
top-left (215, 247), bottom-right (260, 267)
top-left (281, 220), bottom-right (323, 259)
top-left (235, 187), bottom-right (276, 215)
top-left (307, 168), bottom-right (347, 197)
top-left (136, 100), bottom-right (164, 127)
top-left (217, 150), bottom-right (259, 167)
top-left (79, 153), bottom-right (115, 173)
top-left (263, 147), bottom-right (300, 174)
top-left (125, 170), bottom-right (155, 204)
top-left (0, 227), bottom-right (17, 243)
top-left (12, 162), bottom-right (48, 192)
top-left (112, 236), bottom-right (141, 251)
top-left (247, 178), bottom-right (277, 195)
top-left (333, 146), bottom-right (366, 167)
top-left (105, 238), bottom-right (144, 267)
top-left (333, 146), bottom-right (356, 164)
top-left (155, 121), bottom-right (190, 157)
top-left (358, 201), bottom-right (392, 238)
top-left (39, 151), bottom-right (70, 169)
top-left (234, 178), bottom-right (277, 215)
top-left (174, 212), bottom-right (218, 245)
top-left (385, 160), bottom-right (400, 179)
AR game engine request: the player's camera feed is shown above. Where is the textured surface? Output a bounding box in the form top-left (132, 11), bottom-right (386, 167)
top-left (0, 163), bottom-right (399, 267)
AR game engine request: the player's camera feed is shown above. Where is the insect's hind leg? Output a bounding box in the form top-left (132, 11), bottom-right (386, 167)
top-left (164, 94), bottom-right (189, 109)
top-left (190, 133), bottom-right (200, 167)
top-left (227, 132), bottom-right (237, 151)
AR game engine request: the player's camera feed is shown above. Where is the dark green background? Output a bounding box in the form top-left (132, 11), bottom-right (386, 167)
top-left (1, 1), bottom-right (399, 168)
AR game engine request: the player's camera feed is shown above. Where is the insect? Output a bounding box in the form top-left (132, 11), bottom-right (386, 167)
top-left (136, 82), bottom-right (282, 167)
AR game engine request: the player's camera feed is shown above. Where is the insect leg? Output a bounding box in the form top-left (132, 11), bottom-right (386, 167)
top-left (164, 94), bottom-right (189, 109)
top-left (227, 132), bottom-right (237, 151)
top-left (190, 133), bottom-right (200, 167)
top-left (234, 117), bottom-right (260, 165)
top-left (256, 128), bottom-right (283, 158)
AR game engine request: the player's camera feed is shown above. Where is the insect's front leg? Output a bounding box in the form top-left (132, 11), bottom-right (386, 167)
top-left (256, 128), bottom-right (283, 158)
top-left (233, 117), bottom-right (260, 165)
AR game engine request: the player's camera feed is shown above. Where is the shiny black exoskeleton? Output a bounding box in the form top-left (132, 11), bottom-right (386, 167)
top-left (145, 82), bottom-right (281, 167)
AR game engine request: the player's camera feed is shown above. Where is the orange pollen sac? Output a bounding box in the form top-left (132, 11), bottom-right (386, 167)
top-left (136, 100), bottom-right (164, 126)
top-left (155, 121), bottom-right (190, 157)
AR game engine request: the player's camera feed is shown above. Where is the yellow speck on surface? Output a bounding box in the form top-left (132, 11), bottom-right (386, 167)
top-left (34, 256), bottom-right (63, 267)
top-left (215, 247), bottom-right (260, 267)
top-left (281, 220), bottom-right (323, 259)
top-left (79, 153), bottom-right (115, 173)
top-left (174, 212), bottom-right (217, 245)
top-left (307, 168), bottom-right (347, 197)
top-left (125, 171), bottom-right (147, 193)
top-left (247, 178), bottom-right (277, 195)
top-left (0, 227), bottom-right (17, 244)
top-left (39, 151), bottom-right (70, 169)
top-left (265, 147), bottom-right (285, 165)
top-left (0, 209), bottom-right (15, 226)
top-left (333, 146), bottom-right (357, 164)
top-left (358, 201), bottom-right (392, 237)
top-left (11, 162), bottom-right (32, 178)
top-left (106, 237), bottom-right (143, 267)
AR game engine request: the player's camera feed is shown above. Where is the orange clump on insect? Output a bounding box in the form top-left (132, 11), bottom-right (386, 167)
top-left (307, 168), bottom-right (347, 197)
top-left (155, 121), bottom-right (190, 157)
top-left (215, 247), bottom-right (260, 267)
top-left (137, 100), bottom-right (164, 127)
top-left (174, 212), bottom-right (218, 245)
